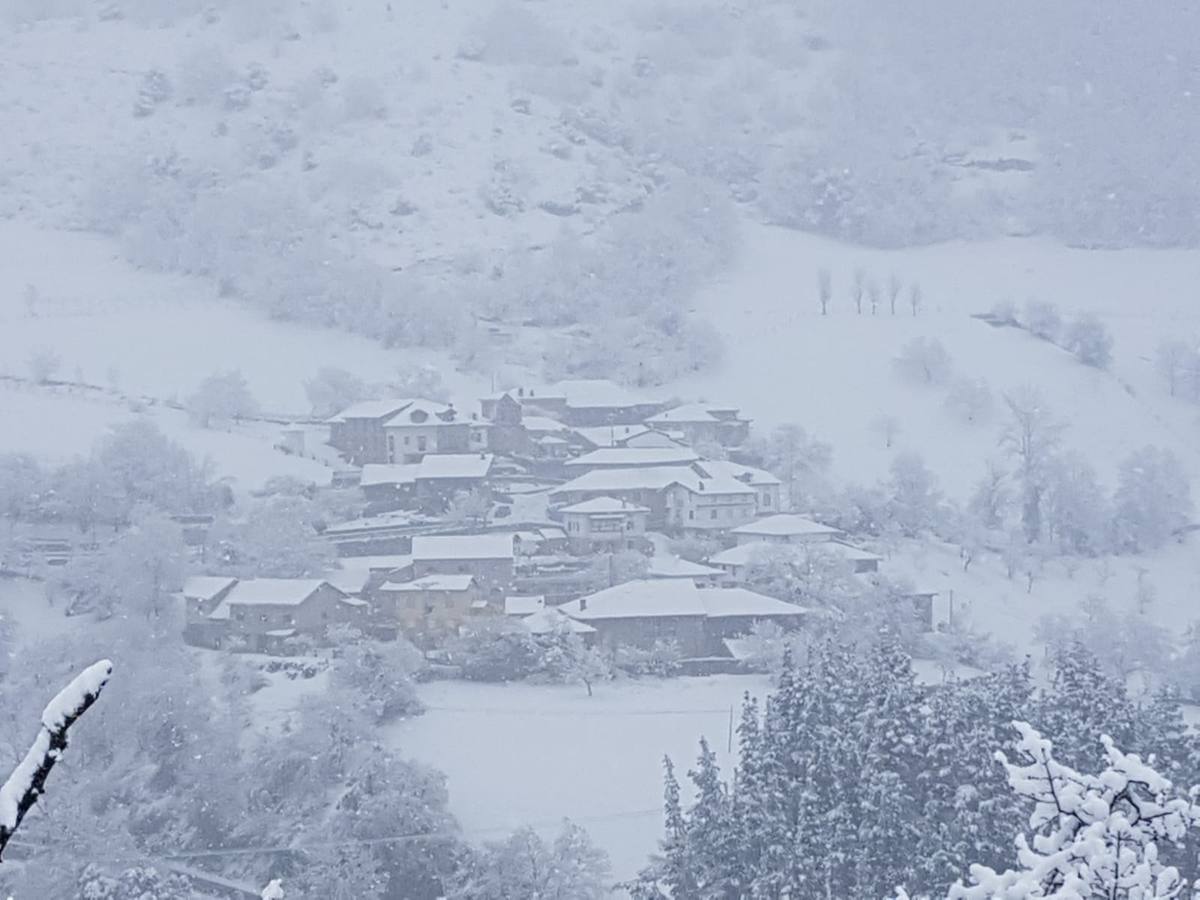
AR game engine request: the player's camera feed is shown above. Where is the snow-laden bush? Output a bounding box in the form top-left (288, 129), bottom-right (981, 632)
top-left (1023, 300), bottom-right (1063, 343)
top-left (894, 336), bottom-right (953, 385)
top-left (613, 639), bottom-right (682, 677)
top-left (1063, 313), bottom-right (1114, 369)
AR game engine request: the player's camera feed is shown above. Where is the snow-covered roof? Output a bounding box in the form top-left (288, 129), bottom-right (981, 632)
top-left (551, 379), bottom-right (661, 409)
top-left (522, 607), bottom-right (597, 635)
top-left (824, 541), bottom-right (884, 563)
top-left (323, 511), bottom-right (424, 535)
top-left (381, 574), bottom-right (477, 592)
top-left (412, 533), bottom-right (515, 561)
top-left (559, 580), bottom-right (703, 619)
top-left (559, 580), bottom-right (802, 621)
top-left (646, 556), bottom-right (724, 579)
top-left (571, 425), bottom-right (654, 448)
top-left (551, 467), bottom-right (689, 496)
top-left (323, 568), bottom-right (373, 594)
top-left (646, 403), bottom-right (723, 424)
top-left (225, 578), bottom-right (334, 606)
top-left (505, 595), bottom-right (546, 616)
top-left (181, 575), bottom-right (237, 601)
top-left (695, 459), bottom-right (782, 487)
top-left (702, 588), bottom-right (807, 619)
top-left (335, 554), bottom-right (414, 573)
top-left (731, 514), bottom-right (842, 538)
top-left (521, 415), bottom-right (569, 434)
top-left (709, 542), bottom-right (790, 568)
top-left (381, 399), bottom-right (458, 427)
top-left (558, 497), bottom-right (650, 515)
top-left (565, 447), bottom-right (699, 469)
top-left (326, 398), bottom-right (417, 423)
top-left (551, 466), bottom-right (755, 499)
top-left (360, 463), bottom-right (421, 487)
top-left (417, 453), bottom-right (493, 480)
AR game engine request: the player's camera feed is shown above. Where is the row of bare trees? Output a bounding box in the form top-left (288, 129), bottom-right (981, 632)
top-left (817, 267), bottom-right (923, 317)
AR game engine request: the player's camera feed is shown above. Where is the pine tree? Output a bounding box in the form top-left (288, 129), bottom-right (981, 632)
top-left (1034, 641), bottom-right (1137, 770)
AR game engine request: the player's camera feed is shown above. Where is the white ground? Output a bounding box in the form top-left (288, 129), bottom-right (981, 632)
top-left (678, 222), bottom-right (1200, 499)
top-left (392, 675), bottom-right (771, 884)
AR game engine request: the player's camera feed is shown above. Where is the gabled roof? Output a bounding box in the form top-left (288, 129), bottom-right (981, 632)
top-left (571, 425), bottom-right (654, 448)
top-left (709, 540), bottom-right (878, 569)
top-left (550, 466), bottom-right (756, 499)
top-left (334, 554), bottom-right (415, 573)
top-left (645, 403), bottom-right (722, 424)
top-left (326, 398), bottom-right (418, 424)
top-left (417, 454), bottom-right (493, 480)
top-left (181, 575), bottom-right (237, 601)
top-left (558, 497), bottom-right (650, 515)
top-left (558, 579), bottom-right (803, 621)
top-left (521, 415), bottom-right (570, 434)
top-left (565, 447), bottom-right (699, 469)
top-left (551, 379), bottom-right (661, 409)
top-left (558, 579), bottom-right (704, 619)
top-left (522, 607), bottom-right (597, 635)
top-left (694, 459), bottom-right (782, 487)
top-left (381, 574), bottom-right (477, 592)
top-left (412, 533), bottom-right (515, 561)
top-left (730, 514), bottom-right (842, 538)
top-left (381, 399), bottom-right (458, 427)
top-left (360, 464), bottom-right (421, 487)
top-left (225, 578), bottom-right (335, 606)
top-left (323, 568), bottom-right (373, 594)
top-left (505, 595), bottom-right (546, 616)
top-left (646, 556), bottom-right (724, 579)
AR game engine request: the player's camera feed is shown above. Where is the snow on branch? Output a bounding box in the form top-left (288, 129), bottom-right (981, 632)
top-left (0, 659), bottom-right (113, 860)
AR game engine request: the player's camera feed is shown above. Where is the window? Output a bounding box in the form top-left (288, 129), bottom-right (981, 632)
top-left (688, 510), bottom-right (695, 520)
top-left (404, 435), bottom-right (411, 446)
top-left (387, 434), bottom-right (396, 461)
top-left (285, 615), bottom-right (295, 626)
top-left (417, 435), bottom-right (428, 452)
top-left (710, 509), bottom-right (718, 520)
top-left (763, 492), bottom-right (772, 507)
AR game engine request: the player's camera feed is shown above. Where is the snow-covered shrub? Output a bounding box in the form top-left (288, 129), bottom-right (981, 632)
top-left (613, 639), bottom-right (682, 677)
top-left (943, 376), bottom-right (994, 425)
top-left (132, 68), bottom-right (173, 117)
top-left (1112, 445), bottom-right (1193, 551)
top-left (185, 369), bottom-right (259, 427)
top-left (1063, 312), bottom-right (1114, 369)
top-left (893, 336), bottom-right (953, 385)
top-left (1023, 300), bottom-right (1063, 343)
top-left (452, 622), bottom-right (544, 682)
top-left (989, 299), bottom-right (1019, 325)
top-left (27, 347), bottom-right (61, 384)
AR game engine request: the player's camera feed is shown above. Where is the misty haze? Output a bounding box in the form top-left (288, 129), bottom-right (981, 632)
top-left (1, 2), bottom-right (1200, 898)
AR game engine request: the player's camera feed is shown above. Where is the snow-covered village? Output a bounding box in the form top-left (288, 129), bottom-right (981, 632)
top-left (3, 2), bottom-right (1200, 898)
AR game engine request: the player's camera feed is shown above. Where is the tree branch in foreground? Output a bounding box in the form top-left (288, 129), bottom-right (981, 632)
top-left (0, 658), bottom-right (113, 860)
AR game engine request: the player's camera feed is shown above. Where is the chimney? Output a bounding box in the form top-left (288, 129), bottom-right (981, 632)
top-left (579, 595), bottom-right (588, 612)
top-left (518, 387), bottom-right (525, 397)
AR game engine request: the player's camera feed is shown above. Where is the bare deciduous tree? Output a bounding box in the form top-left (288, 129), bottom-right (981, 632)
top-left (887, 273), bottom-right (901, 315)
top-left (908, 282), bottom-right (922, 317)
top-left (867, 278), bottom-right (880, 316)
top-left (852, 267), bottom-right (865, 315)
top-left (999, 386), bottom-right (1066, 543)
top-left (817, 267), bottom-right (832, 316)
top-left (1155, 338), bottom-right (1194, 398)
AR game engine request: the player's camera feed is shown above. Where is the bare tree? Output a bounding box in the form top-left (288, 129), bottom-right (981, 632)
top-left (999, 386), bottom-right (1066, 543)
top-left (851, 267), bottom-right (865, 315)
top-left (887, 273), bottom-right (901, 315)
top-left (0, 660), bottom-right (113, 858)
top-left (1155, 339), bottom-right (1194, 398)
top-left (27, 348), bottom-right (61, 385)
top-left (867, 278), bottom-right (881, 316)
top-left (817, 267), bottom-right (832, 316)
top-left (871, 414), bottom-right (901, 448)
top-left (908, 282), bottom-right (923, 317)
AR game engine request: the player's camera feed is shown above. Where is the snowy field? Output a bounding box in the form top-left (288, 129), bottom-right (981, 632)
top-left (681, 223), bottom-right (1200, 499)
top-left (0, 222), bottom-right (495, 414)
top-left (392, 675), bottom-right (771, 885)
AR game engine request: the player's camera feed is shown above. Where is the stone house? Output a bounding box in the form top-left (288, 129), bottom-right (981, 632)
top-left (373, 573), bottom-right (488, 642)
top-left (410, 532), bottom-right (516, 600)
top-left (558, 497), bottom-right (650, 553)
